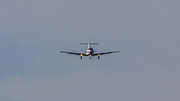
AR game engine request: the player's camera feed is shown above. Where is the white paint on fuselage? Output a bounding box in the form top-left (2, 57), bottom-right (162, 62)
top-left (86, 47), bottom-right (94, 55)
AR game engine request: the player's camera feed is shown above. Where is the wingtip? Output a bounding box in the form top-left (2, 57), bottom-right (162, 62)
top-left (58, 50), bottom-right (61, 53)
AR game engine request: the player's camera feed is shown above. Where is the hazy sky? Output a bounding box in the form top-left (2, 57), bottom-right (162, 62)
top-left (0, 0), bottom-right (180, 101)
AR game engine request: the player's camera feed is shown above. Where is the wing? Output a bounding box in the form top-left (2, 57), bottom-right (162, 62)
top-left (58, 50), bottom-right (86, 56)
top-left (93, 51), bottom-right (121, 56)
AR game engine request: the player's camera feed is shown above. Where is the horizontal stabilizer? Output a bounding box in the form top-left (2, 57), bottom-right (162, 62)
top-left (79, 43), bottom-right (99, 48)
top-left (79, 43), bottom-right (99, 45)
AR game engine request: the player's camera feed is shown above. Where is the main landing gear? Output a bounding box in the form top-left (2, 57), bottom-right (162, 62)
top-left (80, 54), bottom-right (83, 59)
top-left (80, 55), bottom-right (100, 59)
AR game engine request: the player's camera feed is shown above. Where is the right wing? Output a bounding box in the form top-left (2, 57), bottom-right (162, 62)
top-left (58, 50), bottom-right (86, 56)
top-left (93, 51), bottom-right (121, 56)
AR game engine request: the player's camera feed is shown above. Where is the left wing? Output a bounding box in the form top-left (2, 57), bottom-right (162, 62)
top-left (58, 50), bottom-right (86, 56)
top-left (93, 51), bottom-right (121, 56)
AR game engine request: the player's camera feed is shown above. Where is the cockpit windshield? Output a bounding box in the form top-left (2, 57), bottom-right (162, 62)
top-left (88, 47), bottom-right (93, 50)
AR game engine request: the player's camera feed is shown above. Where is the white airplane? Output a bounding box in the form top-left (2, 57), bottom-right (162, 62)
top-left (58, 43), bottom-right (121, 59)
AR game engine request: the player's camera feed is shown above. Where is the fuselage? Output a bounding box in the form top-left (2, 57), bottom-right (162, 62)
top-left (86, 47), bottom-right (94, 56)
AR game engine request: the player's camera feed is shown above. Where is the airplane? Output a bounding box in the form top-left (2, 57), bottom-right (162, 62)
top-left (58, 43), bottom-right (121, 59)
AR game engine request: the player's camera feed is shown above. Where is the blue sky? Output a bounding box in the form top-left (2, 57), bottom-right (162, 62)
top-left (0, 0), bottom-right (180, 101)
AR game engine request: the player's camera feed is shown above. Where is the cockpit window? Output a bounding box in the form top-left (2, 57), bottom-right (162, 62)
top-left (88, 48), bottom-right (93, 50)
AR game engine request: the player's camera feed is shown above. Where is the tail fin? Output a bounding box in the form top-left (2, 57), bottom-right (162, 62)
top-left (79, 43), bottom-right (99, 48)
